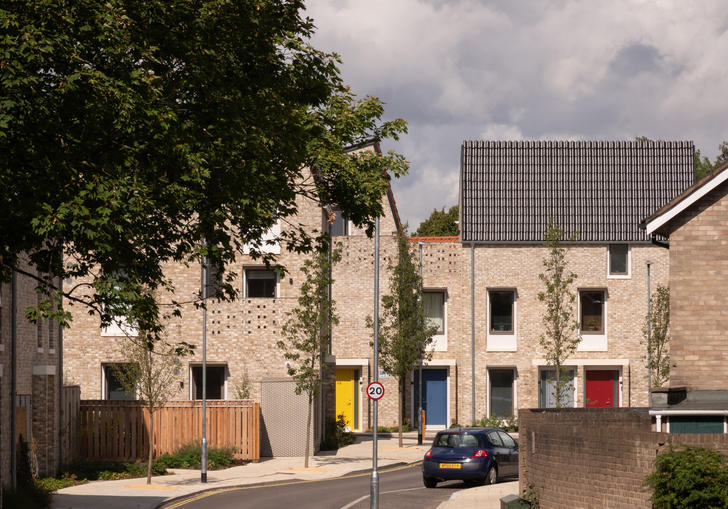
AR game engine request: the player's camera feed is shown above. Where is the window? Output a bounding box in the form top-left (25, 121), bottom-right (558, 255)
top-left (423, 291), bottom-right (445, 335)
top-left (489, 291), bottom-right (514, 333)
top-left (36, 293), bottom-right (43, 349)
top-left (191, 365), bottom-right (226, 399)
top-left (245, 269), bottom-right (277, 298)
top-left (539, 368), bottom-right (575, 408)
top-left (100, 271), bottom-right (138, 337)
top-left (330, 209), bottom-right (348, 237)
top-left (48, 316), bottom-right (54, 351)
top-left (489, 369), bottom-right (514, 417)
top-left (498, 431), bottom-right (516, 449)
top-left (103, 364), bottom-right (136, 400)
top-left (608, 244), bottom-right (629, 276)
top-left (580, 290), bottom-right (605, 334)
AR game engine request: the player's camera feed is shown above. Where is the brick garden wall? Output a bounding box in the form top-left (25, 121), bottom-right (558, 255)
top-left (519, 408), bottom-right (728, 509)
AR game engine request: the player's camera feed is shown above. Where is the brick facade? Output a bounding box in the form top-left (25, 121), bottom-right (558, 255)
top-left (62, 203), bottom-right (669, 436)
top-left (1, 260), bottom-right (63, 492)
top-left (519, 408), bottom-right (728, 508)
top-left (662, 179), bottom-right (728, 390)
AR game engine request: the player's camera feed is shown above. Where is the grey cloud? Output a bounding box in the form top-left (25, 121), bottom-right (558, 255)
top-left (608, 42), bottom-right (663, 77)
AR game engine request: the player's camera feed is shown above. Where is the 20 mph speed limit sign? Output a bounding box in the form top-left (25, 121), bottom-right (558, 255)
top-left (366, 381), bottom-right (385, 401)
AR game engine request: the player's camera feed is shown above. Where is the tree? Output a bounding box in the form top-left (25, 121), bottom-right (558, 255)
top-left (112, 333), bottom-right (181, 484)
top-left (537, 220), bottom-right (580, 408)
top-left (277, 241), bottom-right (340, 468)
top-left (370, 231), bottom-right (438, 447)
top-left (414, 205), bottom-right (459, 237)
top-left (0, 0), bottom-right (408, 343)
top-left (644, 285), bottom-right (670, 388)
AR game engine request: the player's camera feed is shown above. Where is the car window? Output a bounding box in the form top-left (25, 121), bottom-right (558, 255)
top-left (498, 431), bottom-right (516, 448)
top-left (434, 433), bottom-right (480, 448)
top-left (435, 434), bottom-right (450, 447)
top-left (487, 431), bottom-right (504, 447)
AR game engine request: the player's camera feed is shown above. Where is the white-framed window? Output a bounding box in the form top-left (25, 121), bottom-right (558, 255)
top-left (330, 209), bottom-right (349, 237)
top-left (488, 368), bottom-right (517, 418)
top-left (102, 363), bottom-right (137, 400)
top-left (423, 290), bottom-right (447, 351)
top-left (99, 272), bottom-right (139, 337)
top-left (190, 364), bottom-right (227, 400)
top-left (244, 268), bottom-right (278, 298)
top-left (243, 220), bottom-right (281, 254)
top-left (487, 289), bottom-right (517, 351)
top-left (607, 244), bottom-right (631, 279)
top-left (538, 367), bottom-right (577, 408)
top-left (578, 289), bottom-right (608, 351)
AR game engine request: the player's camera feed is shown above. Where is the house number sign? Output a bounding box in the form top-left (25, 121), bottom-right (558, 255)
top-left (366, 381), bottom-right (385, 401)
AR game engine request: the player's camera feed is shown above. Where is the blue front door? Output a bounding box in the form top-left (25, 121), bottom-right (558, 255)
top-left (415, 369), bottom-right (447, 427)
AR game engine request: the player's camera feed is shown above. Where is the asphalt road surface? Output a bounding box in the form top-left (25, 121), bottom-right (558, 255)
top-left (160, 462), bottom-right (472, 509)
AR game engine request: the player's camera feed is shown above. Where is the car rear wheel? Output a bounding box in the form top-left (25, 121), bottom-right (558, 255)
top-left (423, 476), bottom-right (438, 488)
top-left (486, 466), bottom-right (497, 485)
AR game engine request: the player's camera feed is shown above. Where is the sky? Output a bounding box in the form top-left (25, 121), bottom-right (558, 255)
top-left (305, 0), bottom-right (728, 229)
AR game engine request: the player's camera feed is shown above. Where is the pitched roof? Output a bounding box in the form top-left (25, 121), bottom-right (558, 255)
top-left (641, 159), bottom-right (728, 237)
top-left (460, 140), bottom-right (694, 243)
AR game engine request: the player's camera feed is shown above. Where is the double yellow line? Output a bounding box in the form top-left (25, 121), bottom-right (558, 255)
top-left (163, 461), bottom-right (422, 508)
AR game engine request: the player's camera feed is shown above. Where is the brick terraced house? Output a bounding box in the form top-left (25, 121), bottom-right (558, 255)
top-left (643, 159), bottom-right (728, 433)
top-left (395, 141), bottom-right (694, 429)
top-left (62, 142), bottom-right (403, 451)
top-left (61, 140), bottom-right (696, 447)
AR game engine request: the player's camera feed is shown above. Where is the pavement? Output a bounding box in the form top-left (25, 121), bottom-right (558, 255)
top-left (52, 432), bottom-right (520, 509)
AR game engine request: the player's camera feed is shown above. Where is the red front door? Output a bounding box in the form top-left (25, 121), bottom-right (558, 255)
top-left (585, 370), bottom-right (618, 407)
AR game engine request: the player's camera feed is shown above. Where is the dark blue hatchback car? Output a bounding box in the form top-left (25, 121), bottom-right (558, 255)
top-left (422, 428), bottom-right (518, 488)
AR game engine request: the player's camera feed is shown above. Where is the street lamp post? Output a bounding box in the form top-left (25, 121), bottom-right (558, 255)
top-left (370, 217), bottom-right (380, 509)
top-left (418, 242), bottom-right (423, 445)
top-left (201, 255), bottom-right (208, 483)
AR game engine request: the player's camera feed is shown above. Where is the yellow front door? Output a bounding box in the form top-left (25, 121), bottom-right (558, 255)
top-left (335, 368), bottom-right (358, 431)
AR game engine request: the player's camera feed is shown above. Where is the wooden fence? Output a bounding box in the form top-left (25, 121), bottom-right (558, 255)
top-left (79, 400), bottom-right (259, 462)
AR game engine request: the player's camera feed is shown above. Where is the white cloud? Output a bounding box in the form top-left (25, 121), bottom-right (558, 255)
top-left (307, 0), bottom-right (728, 227)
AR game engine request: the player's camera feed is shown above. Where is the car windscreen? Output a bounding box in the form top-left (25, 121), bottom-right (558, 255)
top-left (434, 433), bottom-right (480, 448)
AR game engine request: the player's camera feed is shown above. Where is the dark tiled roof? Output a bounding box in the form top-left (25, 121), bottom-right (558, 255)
top-left (460, 140), bottom-right (694, 243)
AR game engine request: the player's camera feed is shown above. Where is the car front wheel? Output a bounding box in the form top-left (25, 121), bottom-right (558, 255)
top-left (485, 466), bottom-right (497, 485)
top-left (423, 476), bottom-right (438, 488)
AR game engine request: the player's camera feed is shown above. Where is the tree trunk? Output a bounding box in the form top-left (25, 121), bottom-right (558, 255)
top-left (147, 409), bottom-right (154, 484)
top-left (398, 377), bottom-right (403, 448)
top-left (304, 392), bottom-right (312, 468)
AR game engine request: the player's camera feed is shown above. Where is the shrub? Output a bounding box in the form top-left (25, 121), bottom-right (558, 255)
top-left (34, 474), bottom-right (82, 492)
top-left (476, 414), bottom-right (518, 432)
top-left (644, 446), bottom-right (728, 508)
top-left (60, 459), bottom-right (168, 481)
top-left (321, 414), bottom-right (355, 450)
top-left (155, 442), bottom-right (236, 470)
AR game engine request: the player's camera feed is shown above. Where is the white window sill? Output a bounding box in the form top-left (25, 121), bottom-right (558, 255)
top-left (429, 335), bottom-right (448, 352)
top-left (578, 334), bottom-right (608, 351)
top-left (607, 274), bottom-right (631, 280)
top-left (487, 334), bottom-right (517, 352)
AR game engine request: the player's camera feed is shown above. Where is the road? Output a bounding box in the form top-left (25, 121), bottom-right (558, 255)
top-left (160, 462), bottom-right (473, 509)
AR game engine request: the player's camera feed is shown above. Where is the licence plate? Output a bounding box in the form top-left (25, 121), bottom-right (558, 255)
top-left (439, 463), bottom-right (461, 469)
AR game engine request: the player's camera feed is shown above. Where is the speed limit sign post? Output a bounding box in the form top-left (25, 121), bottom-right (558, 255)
top-left (367, 381), bottom-right (385, 401)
